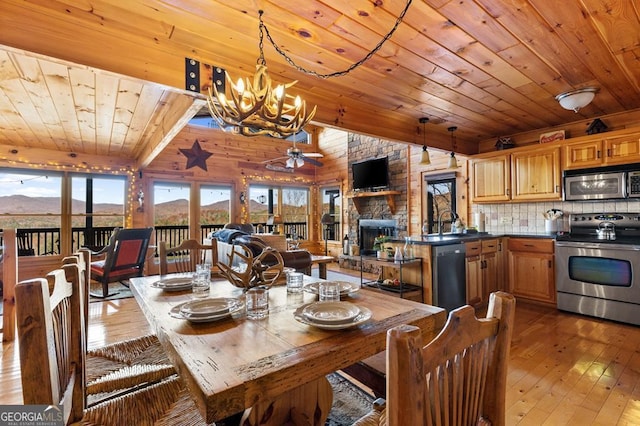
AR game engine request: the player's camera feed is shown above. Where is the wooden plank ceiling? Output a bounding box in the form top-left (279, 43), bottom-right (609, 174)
top-left (0, 0), bottom-right (638, 163)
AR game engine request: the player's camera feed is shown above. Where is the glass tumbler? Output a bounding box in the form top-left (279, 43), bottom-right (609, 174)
top-left (286, 272), bottom-right (304, 293)
top-left (319, 282), bottom-right (340, 302)
top-left (246, 286), bottom-right (269, 320)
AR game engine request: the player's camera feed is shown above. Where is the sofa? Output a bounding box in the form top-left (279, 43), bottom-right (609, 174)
top-left (211, 228), bottom-right (312, 272)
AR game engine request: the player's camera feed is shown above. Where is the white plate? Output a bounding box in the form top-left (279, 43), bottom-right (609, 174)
top-left (180, 298), bottom-right (241, 317)
top-left (293, 304), bottom-right (372, 330)
top-left (303, 302), bottom-right (361, 324)
top-left (151, 277), bottom-right (193, 291)
top-left (302, 281), bottom-right (360, 296)
top-left (169, 299), bottom-right (244, 323)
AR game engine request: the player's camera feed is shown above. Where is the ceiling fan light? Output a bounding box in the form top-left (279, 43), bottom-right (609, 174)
top-left (286, 157), bottom-right (295, 168)
top-left (556, 87), bottom-right (598, 112)
top-left (447, 152), bottom-right (458, 169)
top-left (296, 157), bottom-right (304, 168)
top-left (420, 145), bottom-right (431, 165)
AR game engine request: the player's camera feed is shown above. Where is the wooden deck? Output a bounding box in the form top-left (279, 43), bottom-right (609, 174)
top-left (2, 265), bottom-right (640, 425)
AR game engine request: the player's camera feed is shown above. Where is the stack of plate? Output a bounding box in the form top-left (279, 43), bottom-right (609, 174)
top-left (170, 298), bottom-right (244, 323)
top-left (302, 281), bottom-right (359, 297)
top-left (294, 301), bottom-right (371, 330)
top-left (151, 276), bottom-right (193, 292)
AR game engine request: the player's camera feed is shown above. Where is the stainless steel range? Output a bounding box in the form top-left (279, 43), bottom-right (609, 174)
top-left (555, 213), bottom-right (640, 326)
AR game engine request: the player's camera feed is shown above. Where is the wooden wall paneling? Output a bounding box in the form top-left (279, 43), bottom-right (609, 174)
top-left (1, 229), bottom-right (17, 341)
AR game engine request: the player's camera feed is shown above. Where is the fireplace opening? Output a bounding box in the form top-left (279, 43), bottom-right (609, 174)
top-left (359, 219), bottom-right (396, 255)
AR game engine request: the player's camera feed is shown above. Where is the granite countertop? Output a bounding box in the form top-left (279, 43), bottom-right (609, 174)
top-left (388, 232), bottom-right (556, 246)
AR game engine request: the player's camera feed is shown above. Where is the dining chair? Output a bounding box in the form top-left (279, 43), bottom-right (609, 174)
top-left (89, 227), bottom-right (153, 298)
top-left (16, 229), bottom-right (35, 256)
top-left (159, 238), bottom-right (217, 275)
top-left (63, 250), bottom-right (175, 394)
top-left (15, 262), bottom-right (210, 425)
top-left (353, 291), bottom-right (516, 426)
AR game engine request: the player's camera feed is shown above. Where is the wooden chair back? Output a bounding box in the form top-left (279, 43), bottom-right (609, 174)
top-left (158, 239), bottom-right (217, 275)
top-left (386, 291), bottom-right (515, 426)
top-left (16, 263), bottom-right (86, 424)
top-left (16, 229), bottom-right (35, 256)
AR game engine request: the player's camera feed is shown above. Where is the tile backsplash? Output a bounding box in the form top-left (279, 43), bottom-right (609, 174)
top-left (471, 199), bottom-right (640, 235)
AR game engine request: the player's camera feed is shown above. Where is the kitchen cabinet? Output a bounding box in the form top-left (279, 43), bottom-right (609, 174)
top-left (507, 238), bottom-right (555, 304)
top-left (470, 155), bottom-right (510, 203)
top-left (471, 145), bottom-right (561, 203)
top-left (510, 147), bottom-right (561, 201)
top-left (563, 133), bottom-right (640, 169)
top-left (464, 238), bottom-right (502, 306)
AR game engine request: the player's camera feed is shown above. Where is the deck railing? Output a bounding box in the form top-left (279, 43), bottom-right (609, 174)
top-left (2, 221), bottom-right (309, 256)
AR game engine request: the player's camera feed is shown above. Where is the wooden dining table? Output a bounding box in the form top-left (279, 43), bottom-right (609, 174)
top-left (129, 274), bottom-right (446, 425)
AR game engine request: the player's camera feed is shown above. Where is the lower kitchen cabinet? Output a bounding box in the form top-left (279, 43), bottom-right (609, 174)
top-left (507, 238), bottom-right (555, 304)
top-left (465, 238), bottom-right (502, 306)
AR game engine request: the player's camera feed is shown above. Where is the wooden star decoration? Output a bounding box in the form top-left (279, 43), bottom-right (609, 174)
top-left (179, 140), bottom-right (213, 171)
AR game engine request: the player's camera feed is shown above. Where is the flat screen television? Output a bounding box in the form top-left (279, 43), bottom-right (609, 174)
top-left (352, 157), bottom-right (389, 191)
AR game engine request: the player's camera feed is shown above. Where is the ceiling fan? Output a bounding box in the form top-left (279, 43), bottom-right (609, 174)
top-left (263, 140), bottom-right (323, 169)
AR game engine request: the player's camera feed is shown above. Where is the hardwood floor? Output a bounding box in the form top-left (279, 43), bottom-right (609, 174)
top-left (2, 269), bottom-right (639, 425)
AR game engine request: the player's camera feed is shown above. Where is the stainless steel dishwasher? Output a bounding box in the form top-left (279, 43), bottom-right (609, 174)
top-left (432, 243), bottom-right (466, 312)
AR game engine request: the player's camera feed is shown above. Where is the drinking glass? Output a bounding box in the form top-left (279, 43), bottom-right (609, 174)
top-left (319, 282), bottom-right (340, 302)
top-left (191, 276), bottom-right (210, 298)
top-left (286, 272), bottom-right (304, 293)
top-left (192, 263), bottom-right (211, 298)
top-left (246, 286), bottom-right (269, 320)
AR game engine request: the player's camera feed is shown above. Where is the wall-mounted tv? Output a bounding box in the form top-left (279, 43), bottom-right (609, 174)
top-left (352, 157), bottom-right (389, 191)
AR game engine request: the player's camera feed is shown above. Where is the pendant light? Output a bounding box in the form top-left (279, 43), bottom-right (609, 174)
top-left (447, 126), bottom-right (458, 169)
top-left (419, 117), bottom-right (431, 165)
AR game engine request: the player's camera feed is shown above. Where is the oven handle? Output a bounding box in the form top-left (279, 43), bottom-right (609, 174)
top-left (555, 241), bottom-right (640, 251)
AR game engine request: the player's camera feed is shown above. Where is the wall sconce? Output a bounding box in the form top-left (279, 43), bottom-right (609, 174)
top-left (137, 190), bottom-right (144, 212)
top-left (239, 191), bottom-right (246, 204)
top-left (555, 87), bottom-right (598, 113)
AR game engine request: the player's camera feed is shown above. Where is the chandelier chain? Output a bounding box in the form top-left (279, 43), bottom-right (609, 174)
top-left (258, 0), bottom-right (413, 79)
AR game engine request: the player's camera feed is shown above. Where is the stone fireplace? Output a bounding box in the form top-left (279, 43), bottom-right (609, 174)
top-left (359, 219), bottom-right (396, 255)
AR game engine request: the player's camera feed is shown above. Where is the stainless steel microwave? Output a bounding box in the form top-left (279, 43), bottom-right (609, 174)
top-left (564, 165), bottom-right (640, 201)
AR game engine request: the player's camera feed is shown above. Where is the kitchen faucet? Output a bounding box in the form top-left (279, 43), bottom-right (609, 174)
top-left (438, 209), bottom-right (459, 236)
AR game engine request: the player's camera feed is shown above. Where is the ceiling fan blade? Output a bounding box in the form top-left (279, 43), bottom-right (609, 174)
top-left (265, 163), bottom-right (294, 173)
top-left (261, 156), bottom-right (288, 163)
top-left (303, 152), bottom-right (323, 158)
top-left (303, 156), bottom-right (323, 167)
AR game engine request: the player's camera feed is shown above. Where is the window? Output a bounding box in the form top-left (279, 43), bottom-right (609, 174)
top-left (248, 184), bottom-right (309, 238)
top-left (154, 182), bottom-right (190, 248)
top-left (200, 185), bottom-right (231, 238)
top-left (0, 169), bottom-right (62, 256)
top-left (71, 175), bottom-right (126, 250)
top-left (321, 186), bottom-right (341, 241)
top-left (425, 173), bottom-right (457, 234)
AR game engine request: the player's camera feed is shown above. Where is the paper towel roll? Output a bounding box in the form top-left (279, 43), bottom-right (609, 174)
top-left (473, 213), bottom-right (485, 232)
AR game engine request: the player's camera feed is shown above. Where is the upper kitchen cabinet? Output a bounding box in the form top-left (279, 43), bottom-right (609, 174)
top-left (471, 145), bottom-right (561, 203)
top-left (563, 130), bottom-right (640, 169)
top-left (470, 154), bottom-right (511, 203)
top-left (510, 147), bottom-right (561, 201)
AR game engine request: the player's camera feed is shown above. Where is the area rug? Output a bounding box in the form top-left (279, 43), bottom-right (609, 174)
top-left (326, 372), bottom-right (375, 425)
top-left (89, 281), bottom-right (133, 302)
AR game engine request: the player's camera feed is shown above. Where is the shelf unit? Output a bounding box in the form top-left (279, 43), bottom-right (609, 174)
top-left (354, 255), bottom-right (423, 301)
top-left (347, 190), bottom-right (401, 214)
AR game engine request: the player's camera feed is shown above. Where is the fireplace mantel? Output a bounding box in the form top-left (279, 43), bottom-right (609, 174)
top-left (348, 190), bottom-right (401, 214)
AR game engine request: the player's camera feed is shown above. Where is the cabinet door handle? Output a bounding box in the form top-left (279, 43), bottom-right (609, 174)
top-left (548, 260), bottom-right (552, 268)
top-left (555, 185), bottom-right (560, 193)
top-left (597, 150), bottom-right (601, 159)
top-left (506, 188), bottom-right (510, 196)
top-left (524, 244), bottom-right (534, 247)
top-left (607, 148), bottom-right (611, 157)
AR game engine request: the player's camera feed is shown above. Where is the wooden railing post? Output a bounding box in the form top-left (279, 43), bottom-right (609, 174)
top-left (2, 229), bottom-right (18, 341)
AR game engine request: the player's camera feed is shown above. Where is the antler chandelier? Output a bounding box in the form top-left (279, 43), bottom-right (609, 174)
top-left (207, 11), bottom-right (316, 138)
top-left (207, 2), bottom-right (413, 138)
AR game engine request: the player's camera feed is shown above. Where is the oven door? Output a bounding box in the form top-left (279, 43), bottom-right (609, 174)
top-left (556, 241), bottom-right (639, 301)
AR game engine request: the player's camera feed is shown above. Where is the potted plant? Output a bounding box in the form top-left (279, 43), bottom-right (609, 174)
top-left (372, 235), bottom-right (389, 259)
